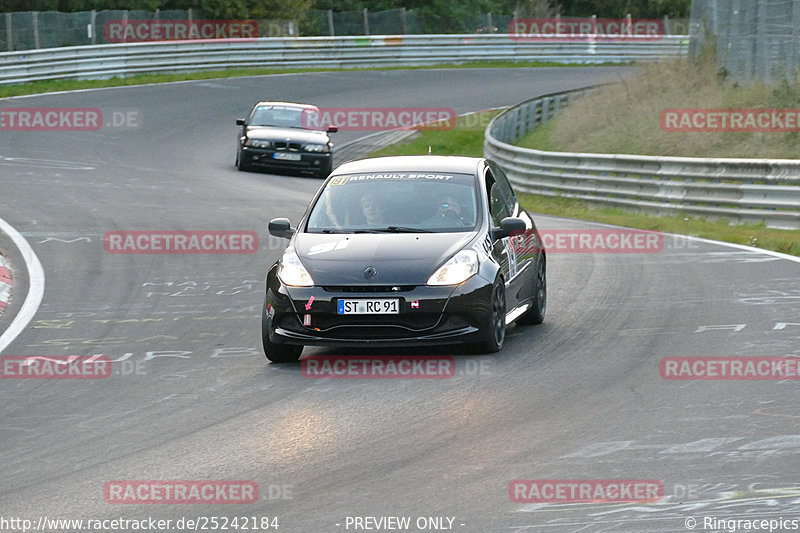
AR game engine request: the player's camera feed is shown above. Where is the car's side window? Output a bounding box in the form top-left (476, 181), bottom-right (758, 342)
top-left (491, 165), bottom-right (518, 216)
top-left (486, 169), bottom-right (511, 225)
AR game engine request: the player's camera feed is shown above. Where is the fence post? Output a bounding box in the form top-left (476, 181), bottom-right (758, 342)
top-left (488, 12), bottom-right (493, 31)
top-left (663, 14), bottom-right (670, 35)
top-left (4, 13), bottom-right (11, 51)
top-left (401, 7), bottom-right (406, 34)
top-left (32, 11), bottom-right (39, 49)
top-left (756, 0), bottom-right (768, 81)
top-left (363, 8), bottom-right (369, 35)
top-left (327, 9), bottom-right (334, 36)
top-left (791, 0), bottom-right (800, 79)
top-left (90, 10), bottom-right (96, 44)
top-left (121, 10), bottom-right (129, 43)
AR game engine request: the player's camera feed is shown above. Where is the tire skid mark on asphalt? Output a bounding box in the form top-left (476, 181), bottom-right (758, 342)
top-left (0, 155), bottom-right (95, 170)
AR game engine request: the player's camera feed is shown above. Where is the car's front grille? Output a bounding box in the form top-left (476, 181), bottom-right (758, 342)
top-left (323, 285), bottom-right (417, 293)
top-left (274, 141), bottom-right (302, 151)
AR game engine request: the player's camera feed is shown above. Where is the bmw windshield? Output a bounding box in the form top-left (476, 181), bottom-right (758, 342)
top-left (249, 104), bottom-right (320, 130)
top-left (305, 172), bottom-right (479, 233)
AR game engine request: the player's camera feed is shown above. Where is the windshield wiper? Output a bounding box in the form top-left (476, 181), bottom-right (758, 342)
top-left (370, 226), bottom-right (430, 233)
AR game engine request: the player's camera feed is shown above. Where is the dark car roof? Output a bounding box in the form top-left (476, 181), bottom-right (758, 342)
top-left (332, 156), bottom-right (483, 176)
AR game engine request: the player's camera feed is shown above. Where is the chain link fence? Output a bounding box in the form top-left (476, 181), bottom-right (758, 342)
top-left (0, 7), bottom-right (688, 52)
top-left (0, 9), bottom-right (298, 51)
top-left (689, 0), bottom-right (800, 82)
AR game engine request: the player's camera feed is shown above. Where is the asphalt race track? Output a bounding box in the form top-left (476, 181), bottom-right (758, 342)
top-left (1, 68), bottom-right (799, 533)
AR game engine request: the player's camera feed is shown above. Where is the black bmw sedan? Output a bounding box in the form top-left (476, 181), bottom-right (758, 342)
top-left (262, 155), bottom-right (546, 362)
top-left (236, 101), bottom-right (337, 178)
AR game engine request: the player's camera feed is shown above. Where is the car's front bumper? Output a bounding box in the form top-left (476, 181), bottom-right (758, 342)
top-left (264, 272), bottom-right (494, 348)
top-left (241, 147), bottom-right (331, 174)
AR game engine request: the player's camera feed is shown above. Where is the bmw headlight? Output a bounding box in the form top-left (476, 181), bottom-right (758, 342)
top-left (304, 143), bottom-right (329, 153)
top-left (245, 139), bottom-right (271, 149)
top-left (278, 249), bottom-right (314, 287)
top-left (427, 250), bottom-right (478, 286)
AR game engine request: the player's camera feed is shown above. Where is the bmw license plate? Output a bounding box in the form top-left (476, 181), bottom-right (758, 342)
top-left (337, 299), bottom-right (399, 315)
top-left (273, 152), bottom-right (301, 161)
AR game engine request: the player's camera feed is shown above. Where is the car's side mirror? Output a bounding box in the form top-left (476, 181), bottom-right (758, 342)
top-left (268, 218), bottom-right (295, 239)
top-left (236, 118), bottom-right (246, 126)
top-left (327, 126), bottom-right (338, 133)
top-left (491, 217), bottom-right (526, 241)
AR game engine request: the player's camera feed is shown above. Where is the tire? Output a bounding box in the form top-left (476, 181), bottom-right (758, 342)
top-left (475, 278), bottom-right (506, 353)
top-left (316, 161), bottom-right (332, 179)
top-left (518, 253), bottom-right (546, 325)
top-left (261, 302), bottom-right (303, 363)
top-left (236, 151), bottom-right (251, 172)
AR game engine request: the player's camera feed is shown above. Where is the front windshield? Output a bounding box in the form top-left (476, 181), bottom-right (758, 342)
top-left (249, 104), bottom-right (318, 130)
top-left (306, 172), bottom-right (479, 233)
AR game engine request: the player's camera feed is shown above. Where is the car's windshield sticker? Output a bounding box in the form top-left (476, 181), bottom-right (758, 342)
top-left (328, 173), bottom-right (456, 185)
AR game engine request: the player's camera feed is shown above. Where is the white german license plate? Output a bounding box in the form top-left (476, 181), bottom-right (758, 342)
top-left (337, 299), bottom-right (399, 315)
top-left (274, 152), bottom-right (301, 161)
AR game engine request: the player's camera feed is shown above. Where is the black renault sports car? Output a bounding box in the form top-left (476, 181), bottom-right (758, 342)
top-left (236, 101), bottom-right (337, 178)
top-left (262, 155), bottom-right (546, 362)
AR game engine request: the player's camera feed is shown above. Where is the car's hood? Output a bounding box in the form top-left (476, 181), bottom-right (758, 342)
top-left (245, 126), bottom-right (328, 143)
top-left (294, 232), bottom-right (475, 286)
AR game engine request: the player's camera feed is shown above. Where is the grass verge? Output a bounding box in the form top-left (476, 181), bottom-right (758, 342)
top-left (367, 111), bottom-right (800, 258)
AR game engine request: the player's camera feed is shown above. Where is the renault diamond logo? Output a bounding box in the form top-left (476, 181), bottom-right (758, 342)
top-left (363, 266), bottom-right (377, 279)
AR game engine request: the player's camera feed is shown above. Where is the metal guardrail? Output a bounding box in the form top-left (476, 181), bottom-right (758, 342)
top-left (484, 89), bottom-right (800, 229)
top-left (0, 34), bottom-right (689, 86)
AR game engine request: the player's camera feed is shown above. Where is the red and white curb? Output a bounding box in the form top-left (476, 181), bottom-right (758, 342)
top-left (0, 254), bottom-right (11, 315)
top-left (0, 216), bottom-right (45, 355)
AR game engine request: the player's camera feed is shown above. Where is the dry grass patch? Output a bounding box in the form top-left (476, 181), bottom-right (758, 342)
top-left (518, 54), bottom-right (800, 158)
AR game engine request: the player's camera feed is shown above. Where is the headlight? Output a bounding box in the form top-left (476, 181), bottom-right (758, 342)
top-left (304, 143), bottom-right (329, 153)
top-left (278, 249), bottom-right (314, 287)
top-left (427, 250), bottom-right (478, 286)
top-left (245, 139), bottom-right (271, 149)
